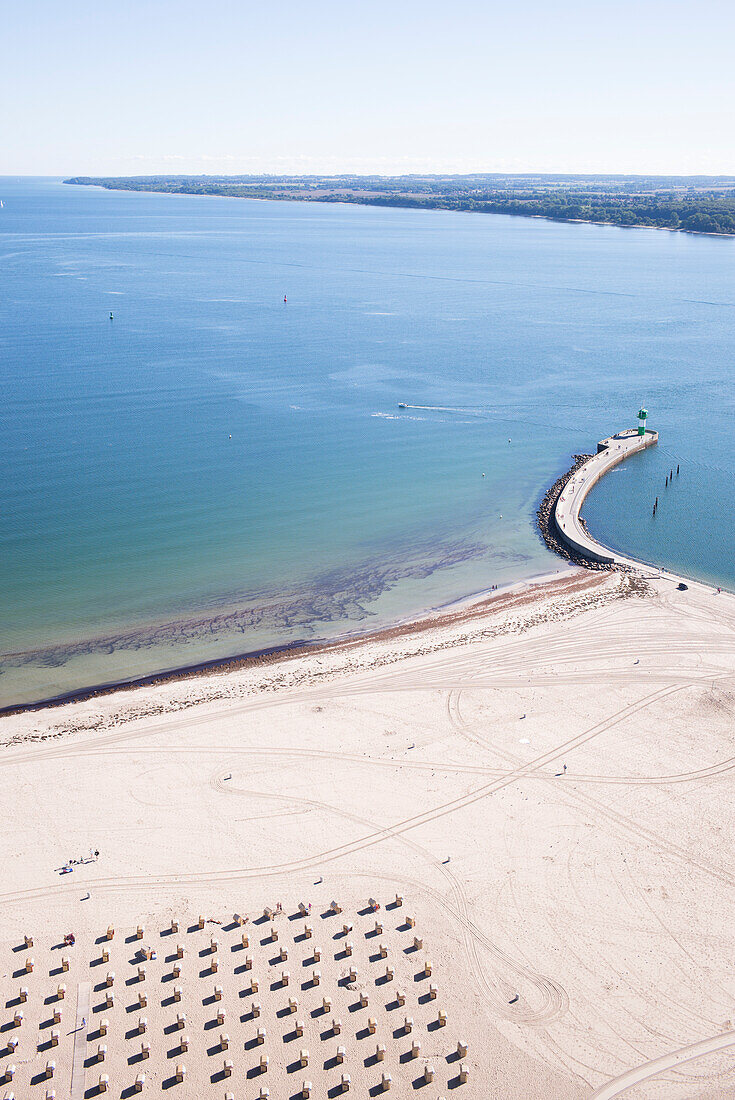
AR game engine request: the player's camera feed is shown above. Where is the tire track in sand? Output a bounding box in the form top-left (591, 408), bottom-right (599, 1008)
top-left (589, 1029), bottom-right (735, 1099)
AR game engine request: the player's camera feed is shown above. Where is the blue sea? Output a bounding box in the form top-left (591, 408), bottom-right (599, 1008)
top-left (1, 177), bottom-right (733, 708)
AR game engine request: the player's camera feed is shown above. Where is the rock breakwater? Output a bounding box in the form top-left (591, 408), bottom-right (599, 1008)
top-left (537, 453), bottom-right (615, 571)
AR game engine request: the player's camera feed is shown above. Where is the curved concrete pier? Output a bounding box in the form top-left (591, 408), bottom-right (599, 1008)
top-left (554, 428), bottom-right (658, 567)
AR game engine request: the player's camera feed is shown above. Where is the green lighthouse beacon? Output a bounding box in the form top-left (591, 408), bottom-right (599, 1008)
top-left (637, 406), bottom-right (648, 436)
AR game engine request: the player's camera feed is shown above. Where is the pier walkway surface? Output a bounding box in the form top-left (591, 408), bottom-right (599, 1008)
top-left (554, 428), bottom-right (658, 567)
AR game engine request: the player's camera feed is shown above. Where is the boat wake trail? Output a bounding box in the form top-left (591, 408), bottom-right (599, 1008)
top-left (397, 404), bottom-right (488, 415)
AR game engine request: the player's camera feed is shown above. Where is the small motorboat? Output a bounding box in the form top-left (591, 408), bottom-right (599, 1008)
top-left (398, 403), bottom-right (407, 409)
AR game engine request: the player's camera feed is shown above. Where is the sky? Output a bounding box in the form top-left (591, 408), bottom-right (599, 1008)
top-left (2, 0), bottom-right (734, 177)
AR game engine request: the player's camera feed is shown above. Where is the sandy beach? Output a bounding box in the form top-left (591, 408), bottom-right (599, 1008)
top-left (2, 565), bottom-right (735, 1098)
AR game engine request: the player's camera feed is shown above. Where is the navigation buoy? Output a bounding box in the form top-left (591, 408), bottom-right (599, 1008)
top-left (283, 295), bottom-right (287, 303)
top-left (109, 312), bottom-right (114, 320)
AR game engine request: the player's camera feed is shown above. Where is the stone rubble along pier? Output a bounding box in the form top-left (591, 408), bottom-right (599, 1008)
top-left (537, 428), bottom-right (658, 569)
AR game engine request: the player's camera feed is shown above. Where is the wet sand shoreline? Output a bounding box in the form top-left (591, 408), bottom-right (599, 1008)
top-left (0, 436), bottom-right (644, 718)
top-left (0, 565), bottom-right (595, 720)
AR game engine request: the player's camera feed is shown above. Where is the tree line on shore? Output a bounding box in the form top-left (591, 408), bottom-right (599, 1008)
top-left (65, 175), bottom-right (735, 235)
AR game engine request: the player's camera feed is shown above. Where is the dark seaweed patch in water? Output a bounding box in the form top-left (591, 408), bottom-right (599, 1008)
top-left (0, 536), bottom-right (504, 674)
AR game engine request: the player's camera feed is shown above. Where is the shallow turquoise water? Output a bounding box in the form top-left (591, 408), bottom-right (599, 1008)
top-left (1, 178), bottom-right (733, 707)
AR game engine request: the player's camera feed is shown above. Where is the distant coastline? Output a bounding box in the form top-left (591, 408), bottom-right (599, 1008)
top-left (63, 174), bottom-right (735, 236)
